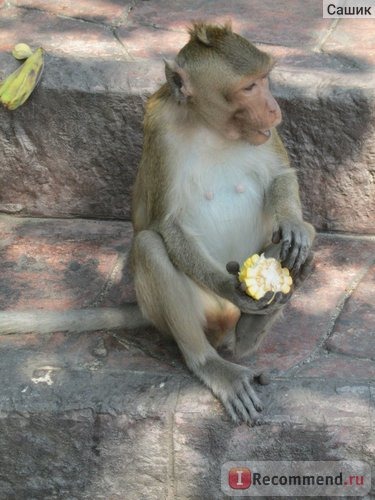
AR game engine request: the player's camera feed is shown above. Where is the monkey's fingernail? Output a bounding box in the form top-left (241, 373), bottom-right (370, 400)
top-left (226, 261), bottom-right (240, 274)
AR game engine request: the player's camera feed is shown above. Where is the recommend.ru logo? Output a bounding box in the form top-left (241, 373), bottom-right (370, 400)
top-left (222, 461), bottom-right (371, 496)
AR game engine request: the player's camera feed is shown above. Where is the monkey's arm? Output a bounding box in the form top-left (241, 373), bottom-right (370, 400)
top-left (159, 219), bottom-right (283, 315)
top-left (265, 169), bottom-right (315, 274)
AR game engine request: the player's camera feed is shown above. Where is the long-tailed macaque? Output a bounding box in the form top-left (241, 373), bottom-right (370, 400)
top-left (0, 23), bottom-right (315, 424)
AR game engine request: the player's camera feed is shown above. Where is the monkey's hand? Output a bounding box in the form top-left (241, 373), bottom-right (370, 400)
top-left (272, 219), bottom-right (315, 276)
top-left (226, 262), bottom-right (291, 315)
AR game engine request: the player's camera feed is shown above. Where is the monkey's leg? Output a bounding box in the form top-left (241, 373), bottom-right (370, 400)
top-left (133, 230), bottom-right (263, 424)
top-left (200, 290), bottom-right (240, 349)
top-left (234, 310), bottom-right (283, 358)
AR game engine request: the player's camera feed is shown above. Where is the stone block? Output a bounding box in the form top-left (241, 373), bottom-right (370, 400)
top-left (293, 353), bottom-right (375, 380)
top-left (274, 70), bottom-right (375, 233)
top-left (245, 235), bottom-right (375, 374)
top-left (127, 0), bottom-right (332, 49)
top-left (322, 18), bottom-right (375, 67)
top-left (326, 264), bottom-right (375, 359)
top-left (0, 217), bottom-right (133, 310)
top-left (0, 7), bottom-right (127, 58)
top-left (12, 0), bottom-right (130, 25)
top-left (0, 216), bottom-right (374, 498)
top-left (0, 5), bottom-right (374, 232)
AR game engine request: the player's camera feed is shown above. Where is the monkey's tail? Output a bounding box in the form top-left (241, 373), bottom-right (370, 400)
top-left (0, 305), bottom-right (150, 335)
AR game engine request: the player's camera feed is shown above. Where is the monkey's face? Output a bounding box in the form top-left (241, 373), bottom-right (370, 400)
top-left (170, 27), bottom-right (282, 146)
top-left (227, 74), bottom-right (282, 145)
top-left (188, 70), bottom-right (282, 146)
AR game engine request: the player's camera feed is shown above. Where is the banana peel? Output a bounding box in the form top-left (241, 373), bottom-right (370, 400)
top-left (239, 253), bottom-right (293, 300)
top-left (0, 46), bottom-right (44, 110)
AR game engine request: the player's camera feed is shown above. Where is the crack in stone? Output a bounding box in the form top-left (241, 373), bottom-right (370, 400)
top-left (285, 255), bottom-right (375, 375)
top-left (323, 344), bottom-right (375, 361)
top-left (112, 27), bottom-right (134, 62)
top-left (314, 18), bottom-right (341, 53)
top-left (9, 3), bottom-right (130, 31)
top-left (89, 251), bottom-right (128, 308)
top-left (8, 3), bottom-right (135, 62)
top-left (166, 382), bottom-right (180, 500)
top-left (137, 20), bottom-right (185, 34)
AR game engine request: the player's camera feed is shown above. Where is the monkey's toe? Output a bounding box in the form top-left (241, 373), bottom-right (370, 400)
top-left (223, 374), bottom-right (264, 424)
top-left (254, 372), bottom-right (271, 385)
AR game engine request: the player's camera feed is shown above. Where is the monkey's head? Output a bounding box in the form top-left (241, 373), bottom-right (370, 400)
top-left (165, 22), bottom-right (282, 145)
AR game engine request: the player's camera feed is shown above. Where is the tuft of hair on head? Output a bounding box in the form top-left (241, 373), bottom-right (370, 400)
top-left (181, 21), bottom-right (274, 78)
top-left (187, 21), bottom-right (233, 47)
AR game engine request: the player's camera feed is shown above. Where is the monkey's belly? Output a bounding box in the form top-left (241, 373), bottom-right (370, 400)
top-left (182, 184), bottom-right (271, 268)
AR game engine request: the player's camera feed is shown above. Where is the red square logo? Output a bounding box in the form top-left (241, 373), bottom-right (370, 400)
top-left (228, 467), bottom-right (252, 489)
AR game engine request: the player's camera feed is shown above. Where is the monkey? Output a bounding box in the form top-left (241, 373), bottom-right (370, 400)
top-left (129, 22), bottom-right (315, 422)
top-left (0, 23), bottom-right (315, 424)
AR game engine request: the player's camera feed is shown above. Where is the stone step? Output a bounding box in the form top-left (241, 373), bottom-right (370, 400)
top-left (0, 215), bottom-right (374, 498)
top-left (0, 1), bottom-right (374, 233)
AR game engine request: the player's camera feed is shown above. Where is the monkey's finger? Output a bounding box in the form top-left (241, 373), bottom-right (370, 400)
top-left (226, 261), bottom-right (240, 275)
top-left (239, 391), bottom-right (260, 424)
top-left (232, 396), bottom-right (254, 423)
top-left (238, 389), bottom-right (261, 422)
top-left (272, 291), bottom-right (285, 304)
top-left (257, 291), bottom-right (274, 307)
top-left (294, 252), bottom-right (315, 285)
top-left (223, 400), bottom-right (240, 424)
top-left (280, 227), bottom-right (292, 262)
top-left (261, 291), bottom-right (289, 313)
top-left (279, 289), bottom-right (293, 304)
top-left (283, 237), bottom-right (300, 272)
top-left (243, 378), bottom-right (263, 412)
top-left (272, 228), bottom-right (281, 244)
top-left (292, 237), bottom-right (310, 275)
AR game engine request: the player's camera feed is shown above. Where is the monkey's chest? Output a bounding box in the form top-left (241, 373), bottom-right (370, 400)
top-left (179, 173), bottom-right (271, 267)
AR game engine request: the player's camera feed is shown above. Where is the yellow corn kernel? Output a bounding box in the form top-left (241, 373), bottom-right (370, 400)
top-left (238, 253), bottom-right (293, 300)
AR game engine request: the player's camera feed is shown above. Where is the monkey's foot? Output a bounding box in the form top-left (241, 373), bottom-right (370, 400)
top-left (193, 357), bottom-right (263, 425)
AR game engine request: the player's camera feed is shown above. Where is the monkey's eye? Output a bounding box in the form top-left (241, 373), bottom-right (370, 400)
top-left (244, 83), bottom-right (256, 92)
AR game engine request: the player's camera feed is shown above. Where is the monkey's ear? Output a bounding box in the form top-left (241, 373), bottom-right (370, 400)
top-left (164, 59), bottom-right (193, 103)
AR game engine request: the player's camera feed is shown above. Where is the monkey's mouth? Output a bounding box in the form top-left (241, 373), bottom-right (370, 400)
top-left (257, 129), bottom-right (271, 138)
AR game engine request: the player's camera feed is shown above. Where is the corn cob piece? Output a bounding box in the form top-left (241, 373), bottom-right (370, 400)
top-left (239, 253), bottom-right (293, 300)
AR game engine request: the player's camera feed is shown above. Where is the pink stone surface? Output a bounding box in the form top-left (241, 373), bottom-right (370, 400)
top-left (0, 2), bottom-right (374, 233)
top-left (12, 0), bottom-right (130, 25)
top-left (323, 18), bottom-right (375, 65)
top-left (293, 353), bottom-right (375, 380)
top-left (247, 235), bottom-right (375, 374)
top-left (0, 216), bottom-right (132, 311)
top-left (117, 24), bottom-right (189, 60)
top-left (127, 0), bottom-right (332, 49)
top-left (0, 7), bottom-right (126, 58)
top-left (0, 216), bottom-right (374, 385)
top-left (326, 264), bottom-right (375, 359)
top-left (0, 3), bottom-right (374, 496)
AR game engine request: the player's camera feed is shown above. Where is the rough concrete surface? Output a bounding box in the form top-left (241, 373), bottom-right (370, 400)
top-left (0, 1), bottom-right (374, 499)
top-left (0, 1), bottom-right (374, 232)
top-left (0, 215), bottom-right (374, 499)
